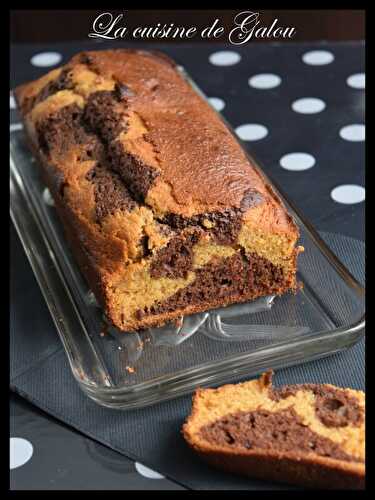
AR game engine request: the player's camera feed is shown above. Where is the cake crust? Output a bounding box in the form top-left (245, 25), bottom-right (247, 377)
top-left (15, 49), bottom-right (302, 332)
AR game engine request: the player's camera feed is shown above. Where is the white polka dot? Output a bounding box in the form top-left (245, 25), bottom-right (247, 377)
top-left (208, 97), bottom-right (225, 112)
top-left (339, 124), bottom-right (365, 142)
top-left (209, 51), bottom-right (241, 66)
top-left (248, 73), bottom-right (281, 89)
top-left (291, 97), bottom-right (326, 114)
top-left (31, 52), bottom-right (62, 68)
top-left (10, 93), bottom-right (16, 109)
top-left (280, 153), bottom-right (316, 171)
top-left (235, 124), bottom-right (268, 141)
top-left (302, 50), bottom-right (334, 66)
top-left (331, 184), bottom-right (365, 204)
top-left (10, 123), bottom-right (23, 132)
top-left (10, 438), bottom-right (33, 470)
top-left (347, 73), bottom-right (365, 89)
top-left (135, 462), bottom-right (165, 479)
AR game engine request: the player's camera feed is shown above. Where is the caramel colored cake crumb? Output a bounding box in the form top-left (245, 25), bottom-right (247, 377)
top-left (15, 49), bottom-right (303, 332)
top-left (183, 371), bottom-right (365, 489)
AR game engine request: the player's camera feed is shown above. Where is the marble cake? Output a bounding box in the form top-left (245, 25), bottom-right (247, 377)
top-left (183, 371), bottom-right (365, 489)
top-left (15, 49), bottom-right (303, 332)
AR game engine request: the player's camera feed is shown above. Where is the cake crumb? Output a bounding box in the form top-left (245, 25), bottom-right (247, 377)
top-left (174, 316), bottom-right (183, 328)
top-left (259, 369), bottom-right (274, 388)
top-left (99, 322), bottom-right (109, 338)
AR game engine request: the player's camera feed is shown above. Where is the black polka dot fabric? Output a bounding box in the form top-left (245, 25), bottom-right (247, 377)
top-left (10, 41), bottom-right (365, 490)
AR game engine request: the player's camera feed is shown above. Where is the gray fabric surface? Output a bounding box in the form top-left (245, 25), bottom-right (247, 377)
top-left (10, 228), bottom-right (365, 490)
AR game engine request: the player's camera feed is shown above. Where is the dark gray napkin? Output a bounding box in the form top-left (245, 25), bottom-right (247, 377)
top-left (10, 226), bottom-right (364, 490)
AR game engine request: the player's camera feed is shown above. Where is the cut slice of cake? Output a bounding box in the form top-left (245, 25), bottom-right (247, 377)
top-left (183, 371), bottom-right (365, 489)
top-left (14, 49), bottom-right (303, 332)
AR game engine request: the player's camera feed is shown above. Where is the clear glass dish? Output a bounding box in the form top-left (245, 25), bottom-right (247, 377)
top-left (10, 67), bottom-right (365, 409)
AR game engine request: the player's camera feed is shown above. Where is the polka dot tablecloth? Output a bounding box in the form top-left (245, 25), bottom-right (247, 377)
top-left (10, 41), bottom-right (365, 490)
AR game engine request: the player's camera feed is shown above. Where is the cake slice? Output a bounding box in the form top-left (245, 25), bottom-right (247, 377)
top-left (14, 49), bottom-right (303, 332)
top-left (183, 371), bottom-right (365, 489)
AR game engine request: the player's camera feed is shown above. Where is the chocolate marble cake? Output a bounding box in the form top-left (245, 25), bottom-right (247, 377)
top-left (15, 49), bottom-right (303, 332)
top-left (183, 371), bottom-right (365, 489)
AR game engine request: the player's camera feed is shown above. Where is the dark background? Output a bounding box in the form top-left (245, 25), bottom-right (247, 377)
top-left (10, 9), bottom-right (365, 44)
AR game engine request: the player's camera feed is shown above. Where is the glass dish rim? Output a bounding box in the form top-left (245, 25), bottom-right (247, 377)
top-left (9, 65), bottom-right (365, 409)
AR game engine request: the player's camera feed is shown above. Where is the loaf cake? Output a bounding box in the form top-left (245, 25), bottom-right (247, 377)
top-left (15, 49), bottom-right (303, 332)
top-left (183, 371), bottom-right (365, 489)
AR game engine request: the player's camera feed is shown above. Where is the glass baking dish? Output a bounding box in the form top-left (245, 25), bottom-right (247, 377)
top-left (9, 66), bottom-right (365, 409)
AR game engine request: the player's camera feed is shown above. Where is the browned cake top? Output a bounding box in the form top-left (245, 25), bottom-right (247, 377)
top-left (15, 49), bottom-right (296, 235)
top-left (70, 50), bottom-right (267, 207)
